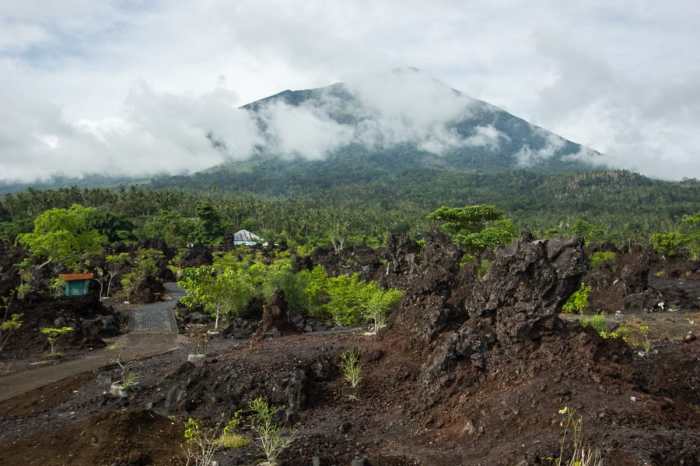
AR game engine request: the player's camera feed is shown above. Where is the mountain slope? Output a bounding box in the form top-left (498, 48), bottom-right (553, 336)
top-left (216, 69), bottom-right (603, 175)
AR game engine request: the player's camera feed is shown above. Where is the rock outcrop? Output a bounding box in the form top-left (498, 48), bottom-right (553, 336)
top-left (393, 234), bottom-right (587, 386)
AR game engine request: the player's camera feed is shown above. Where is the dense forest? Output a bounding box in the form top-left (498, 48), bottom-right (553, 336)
top-left (3, 166), bottom-right (700, 248)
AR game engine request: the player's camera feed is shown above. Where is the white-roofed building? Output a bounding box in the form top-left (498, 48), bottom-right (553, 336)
top-left (233, 229), bottom-right (264, 246)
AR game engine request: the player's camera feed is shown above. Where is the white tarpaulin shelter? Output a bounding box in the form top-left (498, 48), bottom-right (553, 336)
top-left (233, 229), bottom-right (264, 246)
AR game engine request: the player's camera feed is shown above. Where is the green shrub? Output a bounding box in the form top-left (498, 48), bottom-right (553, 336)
top-left (340, 348), bottom-right (362, 398)
top-left (589, 251), bottom-right (616, 269)
top-left (0, 311), bottom-right (23, 352)
top-left (562, 282), bottom-right (591, 314)
top-left (580, 313), bottom-right (607, 335)
top-left (650, 231), bottom-right (688, 258)
top-left (182, 417), bottom-right (218, 466)
top-left (362, 286), bottom-right (403, 333)
top-left (217, 411), bottom-right (249, 449)
top-left (249, 397), bottom-right (295, 464)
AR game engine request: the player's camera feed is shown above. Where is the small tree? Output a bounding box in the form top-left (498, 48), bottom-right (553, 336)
top-left (49, 277), bottom-right (66, 298)
top-left (329, 221), bottom-right (350, 254)
top-left (0, 301), bottom-right (23, 353)
top-left (100, 252), bottom-right (131, 299)
top-left (179, 265), bottom-right (254, 330)
top-left (40, 326), bottom-right (74, 355)
top-left (362, 286), bottom-right (403, 333)
top-left (114, 356), bottom-right (140, 390)
top-left (182, 417), bottom-right (219, 466)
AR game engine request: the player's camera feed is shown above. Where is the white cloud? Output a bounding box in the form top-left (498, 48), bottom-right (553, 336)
top-left (1, 1), bottom-right (700, 181)
top-left (259, 101), bottom-right (353, 159)
top-left (464, 126), bottom-right (509, 151)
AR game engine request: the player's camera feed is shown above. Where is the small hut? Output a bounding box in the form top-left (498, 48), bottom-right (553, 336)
top-left (233, 229), bottom-right (264, 247)
top-left (59, 273), bottom-right (94, 297)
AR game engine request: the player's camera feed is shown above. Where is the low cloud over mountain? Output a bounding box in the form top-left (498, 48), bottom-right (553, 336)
top-left (2, 2), bottom-right (700, 181)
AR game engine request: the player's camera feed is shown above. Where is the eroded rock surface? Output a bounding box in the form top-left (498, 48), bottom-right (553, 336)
top-left (394, 234), bottom-right (587, 386)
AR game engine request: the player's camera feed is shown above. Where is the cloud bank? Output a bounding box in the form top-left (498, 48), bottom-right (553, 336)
top-left (1, 1), bottom-right (700, 181)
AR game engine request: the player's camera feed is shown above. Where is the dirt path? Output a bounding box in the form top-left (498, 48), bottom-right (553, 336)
top-left (0, 283), bottom-right (184, 403)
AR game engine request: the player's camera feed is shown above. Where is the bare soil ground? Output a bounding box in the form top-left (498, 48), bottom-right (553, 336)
top-left (0, 322), bottom-right (698, 466)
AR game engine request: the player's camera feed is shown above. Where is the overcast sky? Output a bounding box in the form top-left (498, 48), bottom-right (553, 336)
top-left (1, 1), bottom-right (699, 182)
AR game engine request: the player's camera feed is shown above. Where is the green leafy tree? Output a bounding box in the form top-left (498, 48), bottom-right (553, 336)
top-left (139, 211), bottom-right (203, 249)
top-left (101, 252), bottom-right (131, 298)
top-left (650, 231), bottom-right (688, 258)
top-left (570, 218), bottom-right (606, 243)
top-left (19, 204), bottom-right (106, 270)
top-left (324, 273), bottom-right (371, 326)
top-left (179, 265), bottom-right (254, 329)
top-left (428, 205), bottom-right (517, 260)
top-left (680, 214), bottom-right (700, 258)
top-left (196, 203), bottom-right (224, 244)
top-left (87, 210), bottom-right (135, 242)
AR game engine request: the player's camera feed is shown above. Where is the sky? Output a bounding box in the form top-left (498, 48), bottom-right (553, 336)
top-left (1, 0), bottom-right (700, 182)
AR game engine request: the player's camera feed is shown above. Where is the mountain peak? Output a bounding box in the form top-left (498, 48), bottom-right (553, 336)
top-left (230, 71), bottom-right (603, 174)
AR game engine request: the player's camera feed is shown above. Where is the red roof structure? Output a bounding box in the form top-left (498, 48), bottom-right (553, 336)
top-left (59, 273), bottom-right (94, 282)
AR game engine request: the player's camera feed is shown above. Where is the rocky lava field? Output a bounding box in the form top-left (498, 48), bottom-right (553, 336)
top-left (0, 235), bottom-right (699, 466)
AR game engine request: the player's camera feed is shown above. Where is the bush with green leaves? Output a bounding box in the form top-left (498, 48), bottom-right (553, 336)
top-left (322, 273), bottom-right (371, 326)
top-left (650, 231), bottom-right (688, 259)
top-left (580, 315), bottom-right (651, 351)
top-left (249, 397), bottom-right (295, 465)
top-left (182, 417), bottom-right (218, 466)
top-left (217, 411), bottom-right (249, 449)
top-left (580, 313), bottom-right (608, 335)
top-left (120, 249), bottom-right (165, 301)
top-left (0, 310), bottom-right (23, 352)
top-left (562, 282), bottom-right (591, 314)
top-left (180, 251), bottom-right (403, 329)
top-left (340, 348), bottom-right (362, 399)
top-left (589, 251), bottom-right (617, 269)
top-left (361, 285), bottom-right (403, 333)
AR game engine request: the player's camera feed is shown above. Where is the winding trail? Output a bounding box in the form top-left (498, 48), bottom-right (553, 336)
top-left (0, 283), bottom-right (183, 403)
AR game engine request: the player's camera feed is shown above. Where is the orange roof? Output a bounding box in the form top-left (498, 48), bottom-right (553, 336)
top-left (59, 273), bottom-right (94, 281)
